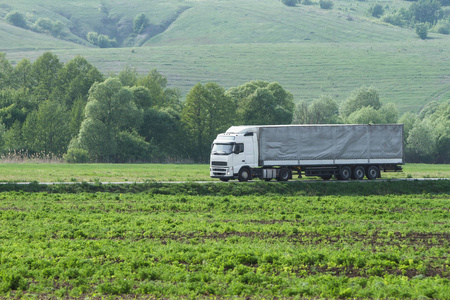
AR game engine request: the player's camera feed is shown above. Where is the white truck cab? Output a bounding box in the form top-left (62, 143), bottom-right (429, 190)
top-left (210, 126), bottom-right (258, 181)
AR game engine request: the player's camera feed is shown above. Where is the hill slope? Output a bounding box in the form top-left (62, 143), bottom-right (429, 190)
top-left (145, 0), bottom-right (415, 45)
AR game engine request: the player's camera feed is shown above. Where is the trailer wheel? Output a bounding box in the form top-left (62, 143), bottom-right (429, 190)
top-left (352, 166), bottom-right (365, 180)
top-left (337, 166), bottom-right (351, 180)
top-left (277, 168), bottom-right (290, 181)
top-left (366, 165), bottom-right (379, 180)
top-left (238, 167), bottom-right (251, 182)
top-left (320, 175), bottom-right (332, 181)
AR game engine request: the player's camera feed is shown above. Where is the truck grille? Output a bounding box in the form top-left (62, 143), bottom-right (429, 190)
top-left (211, 161), bottom-right (227, 166)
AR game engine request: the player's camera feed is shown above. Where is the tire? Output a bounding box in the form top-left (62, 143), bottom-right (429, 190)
top-left (320, 175), bottom-right (332, 181)
top-left (277, 168), bottom-right (290, 182)
top-left (366, 165), bottom-right (379, 180)
top-left (238, 167), bottom-right (251, 182)
top-left (352, 166), bottom-right (365, 180)
top-left (337, 166), bottom-right (351, 181)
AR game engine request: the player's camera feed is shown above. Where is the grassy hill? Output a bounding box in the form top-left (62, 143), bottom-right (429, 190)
top-left (0, 0), bottom-right (449, 113)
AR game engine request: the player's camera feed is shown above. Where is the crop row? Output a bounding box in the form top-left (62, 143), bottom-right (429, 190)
top-left (0, 188), bottom-right (449, 298)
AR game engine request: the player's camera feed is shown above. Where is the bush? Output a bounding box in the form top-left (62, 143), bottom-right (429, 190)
top-left (282, 0), bottom-right (298, 6)
top-left (34, 18), bottom-right (65, 37)
top-left (415, 23), bottom-right (428, 39)
top-left (86, 32), bottom-right (117, 48)
top-left (5, 11), bottom-right (27, 29)
top-left (381, 12), bottom-right (407, 27)
top-left (133, 13), bottom-right (149, 34)
top-left (432, 19), bottom-right (450, 34)
top-left (369, 4), bottom-right (385, 18)
top-left (64, 148), bottom-right (90, 163)
top-left (319, 0), bottom-right (334, 9)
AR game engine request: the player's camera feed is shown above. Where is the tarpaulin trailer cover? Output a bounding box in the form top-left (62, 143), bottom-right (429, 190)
top-left (258, 124), bottom-right (403, 162)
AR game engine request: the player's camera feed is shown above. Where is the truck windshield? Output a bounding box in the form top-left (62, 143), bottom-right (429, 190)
top-left (212, 143), bottom-right (234, 155)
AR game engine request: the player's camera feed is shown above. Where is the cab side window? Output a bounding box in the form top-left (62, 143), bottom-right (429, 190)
top-left (235, 143), bottom-right (244, 154)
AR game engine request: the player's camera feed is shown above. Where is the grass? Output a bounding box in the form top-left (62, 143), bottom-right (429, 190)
top-left (0, 183), bottom-right (448, 298)
top-left (0, 163), bottom-right (447, 183)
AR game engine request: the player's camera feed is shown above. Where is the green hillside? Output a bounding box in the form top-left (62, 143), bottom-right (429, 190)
top-left (0, 0), bottom-right (449, 113)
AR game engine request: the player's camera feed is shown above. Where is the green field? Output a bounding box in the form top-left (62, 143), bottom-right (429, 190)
top-left (0, 163), bottom-right (448, 183)
top-left (0, 181), bottom-right (449, 298)
top-left (1, 0), bottom-right (449, 112)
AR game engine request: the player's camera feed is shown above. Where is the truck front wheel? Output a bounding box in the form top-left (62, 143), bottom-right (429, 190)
top-left (238, 167), bottom-right (251, 182)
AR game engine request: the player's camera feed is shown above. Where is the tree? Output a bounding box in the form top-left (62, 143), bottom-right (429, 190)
top-left (139, 108), bottom-right (182, 160)
top-left (409, 0), bottom-right (443, 24)
top-left (133, 13), bottom-right (149, 34)
top-left (398, 112), bottom-right (420, 141)
top-left (76, 78), bottom-right (141, 162)
top-left (340, 86), bottom-right (382, 120)
top-left (31, 52), bottom-right (63, 101)
top-left (292, 101), bottom-right (309, 124)
top-left (118, 66), bottom-right (139, 87)
top-left (406, 120), bottom-right (437, 163)
top-left (22, 100), bottom-right (70, 156)
top-left (347, 106), bottom-right (386, 124)
top-left (137, 69), bottom-right (181, 110)
top-left (131, 86), bottom-right (154, 109)
top-left (181, 82), bottom-right (236, 162)
top-left (227, 80), bottom-right (294, 125)
top-left (0, 88), bottom-right (36, 129)
top-left (293, 95), bottom-right (339, 124)
top-left (379, 103), bottom-right (399, 123)
top-left (69, 97), bottom-right (87, 138)
top-left (13, 59), bottom-right (33, 90)
top-left (5, 11), bottom-right (27, 29)
top-left (3, 121), bottom-right (23, 151)
top-left (53, 56), bottom-right (103, 107)
top-left (0, 52), bottom-right (14, 89)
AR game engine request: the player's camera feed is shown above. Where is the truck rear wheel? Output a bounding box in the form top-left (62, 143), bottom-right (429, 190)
top-left (238, 167), bottom-right (251, 182)
top-left (366, 165), bottom-right (379, 180)
top-left (352, 166), bottom-right (365, 180)
top-left (337, 166), bottom-right (351, 180)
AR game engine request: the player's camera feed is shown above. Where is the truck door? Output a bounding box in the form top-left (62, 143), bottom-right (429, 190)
top-left (243, 135), bottom-right (257, 167)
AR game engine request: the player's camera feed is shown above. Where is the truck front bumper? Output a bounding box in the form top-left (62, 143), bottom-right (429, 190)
top-left (210, 166), bottom-right (234, 178)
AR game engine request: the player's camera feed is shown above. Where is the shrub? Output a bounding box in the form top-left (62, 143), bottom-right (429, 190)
top-left (5, 11), bottom-right (27, 28)
top-left (432, 19), bottom-right (450, 34)
top-left (64, 148), bottom-right (90, 163)
top-left (369, 4), bottom-right (385, 18)
top-left (320, 0), bottom-right (334, 9)
top-left (133, 13), bottom-right (149, 34)
top-left (282, 0), bottom-right (298, 6)
top-left (381, 12), bottom-right (407, 27)
top-left (415, 23), bottom-right (428, 39)
top-left (34, 18), bottom-right (65, 37)
top-left (86, 32), bottom-right (117, 48)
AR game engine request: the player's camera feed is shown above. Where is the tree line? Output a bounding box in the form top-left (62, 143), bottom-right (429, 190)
top-left (0, 52), bottom-right (448, 163)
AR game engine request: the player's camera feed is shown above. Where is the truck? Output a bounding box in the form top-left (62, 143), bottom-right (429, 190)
top-left (210, 124), bottom-right (404, 182)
